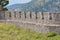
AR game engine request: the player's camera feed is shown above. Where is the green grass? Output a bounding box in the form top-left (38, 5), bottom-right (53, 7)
top-left (0, 23), bottom-right (60, 40)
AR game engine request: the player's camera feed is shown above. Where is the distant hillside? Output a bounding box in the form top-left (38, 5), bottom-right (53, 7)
top-left (6, 0), bottom-right (60, 12)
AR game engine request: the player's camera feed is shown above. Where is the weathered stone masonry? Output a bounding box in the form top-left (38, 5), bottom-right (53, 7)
top-left (0, 11), bottom-right (60, 33)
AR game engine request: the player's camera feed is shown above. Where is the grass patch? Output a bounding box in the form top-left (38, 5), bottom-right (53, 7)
top-left (0, 23), bottom-right (60, 40)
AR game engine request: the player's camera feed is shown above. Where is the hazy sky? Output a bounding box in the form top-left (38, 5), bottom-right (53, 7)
top-left (8, 0), bottom-right (32, 6)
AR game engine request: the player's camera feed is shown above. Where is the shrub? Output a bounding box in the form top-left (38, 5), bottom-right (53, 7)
top-left (46, 32), bottom-right (58, 37)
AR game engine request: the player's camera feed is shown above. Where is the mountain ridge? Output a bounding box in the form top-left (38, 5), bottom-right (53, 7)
top-left (6, 0), bottom-right (60, 12)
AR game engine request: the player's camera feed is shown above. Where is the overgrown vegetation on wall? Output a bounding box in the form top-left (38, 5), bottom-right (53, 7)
top-left (0, 23), bottom-right (60, 40)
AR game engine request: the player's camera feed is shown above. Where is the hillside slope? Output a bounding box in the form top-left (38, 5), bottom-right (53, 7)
top-left (0, 23), bottom-right (60, 40)
top-left (6, 0), bottom-right (60, 12)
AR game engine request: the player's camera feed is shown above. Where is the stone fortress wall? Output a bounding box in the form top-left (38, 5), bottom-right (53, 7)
top-left (0, 11), bottom-right (60, 33)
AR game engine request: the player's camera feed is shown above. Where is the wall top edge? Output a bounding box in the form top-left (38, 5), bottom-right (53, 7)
top-left (3, 11), bottom-right (60, 13)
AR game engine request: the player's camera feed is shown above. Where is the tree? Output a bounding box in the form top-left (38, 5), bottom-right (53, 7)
top-left (0, 0), bottom-right (9, 11)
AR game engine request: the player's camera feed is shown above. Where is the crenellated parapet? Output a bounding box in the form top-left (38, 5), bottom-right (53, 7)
top-left (2, 11), bottom-right (60, 24)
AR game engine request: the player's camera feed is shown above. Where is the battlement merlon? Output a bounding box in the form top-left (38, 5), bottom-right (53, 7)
top-left (0, 11), bottom-right (60, 25)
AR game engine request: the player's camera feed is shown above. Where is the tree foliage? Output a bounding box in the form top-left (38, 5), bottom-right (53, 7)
top-left (0, 0), bottom-right (9, 11)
